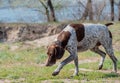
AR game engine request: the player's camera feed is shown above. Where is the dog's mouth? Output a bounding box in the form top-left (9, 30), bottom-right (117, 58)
top-left (45, 62), bottom-right (55, 66)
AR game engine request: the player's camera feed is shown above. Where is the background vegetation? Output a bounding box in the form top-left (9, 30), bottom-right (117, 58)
top-left (0, 0), bottom-right (120, 23)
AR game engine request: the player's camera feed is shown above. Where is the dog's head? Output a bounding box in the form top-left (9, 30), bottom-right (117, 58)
top-left (46, 44), bottom-right (65, 66)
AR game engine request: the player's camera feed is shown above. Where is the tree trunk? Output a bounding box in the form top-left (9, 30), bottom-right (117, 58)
top-left (81, 1), bottom-right (89, 20)
top-left (45, 7), bottom-right (50, 22)
top-left (88, 0), bottom-right (93, 20)
top-left (110, 0), bottom-right (114, 21)
top-left (81, 0), bottom-right (93, 20)
top-left (119, 2), bottom-right (120, 21)
top-left (47, 0), bottom-right (56, 22)
top-left (39, 0), bottom-right (50, 22)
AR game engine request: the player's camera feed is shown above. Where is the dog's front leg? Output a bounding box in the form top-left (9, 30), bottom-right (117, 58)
top-left (73, 55), bottom-right (79, 76)
top-left (52, 54), bottom-right (74, 76)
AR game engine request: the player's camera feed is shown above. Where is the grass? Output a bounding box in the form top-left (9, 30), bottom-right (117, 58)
top-left (0, 44), bottom-right (119, 83)
top-left (0, 22), bottom-right (119, 83)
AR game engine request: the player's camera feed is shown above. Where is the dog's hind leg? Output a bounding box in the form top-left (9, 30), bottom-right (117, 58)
top-left (104, 45), bottom-right (117, 72)
top-left (100, 38), bottom-right (117, 72)
top-left (91, 46), bottom-right (106, 70)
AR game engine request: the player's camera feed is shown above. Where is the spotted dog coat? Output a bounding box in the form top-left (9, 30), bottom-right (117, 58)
top-left (46, 23), bottom-right (117, 76)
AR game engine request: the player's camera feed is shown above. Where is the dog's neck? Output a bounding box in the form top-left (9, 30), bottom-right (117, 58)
top-left (54, 40), bottom-right (64, 49)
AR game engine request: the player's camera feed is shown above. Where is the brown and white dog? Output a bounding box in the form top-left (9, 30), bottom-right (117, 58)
top-left (46, 23), bottom-right (117, 76)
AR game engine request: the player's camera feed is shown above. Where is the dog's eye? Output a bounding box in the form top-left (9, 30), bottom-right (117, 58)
top-left (47, 52), bottom-right (52, 56)
top-left (50, 53), bottom-right (53, 56)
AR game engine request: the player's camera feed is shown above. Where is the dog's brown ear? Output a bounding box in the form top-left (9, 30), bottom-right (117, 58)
top-left (55, 46), bottom-right (65, 59)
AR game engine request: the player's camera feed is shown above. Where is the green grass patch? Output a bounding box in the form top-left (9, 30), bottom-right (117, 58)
top-left (0, 42), bottom-right (119, 82)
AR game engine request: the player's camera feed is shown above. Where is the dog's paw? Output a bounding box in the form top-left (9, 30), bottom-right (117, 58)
top-left (52, 71), bottom-right (59, 76)
top-left (98, 65), bottom-right (103, 70)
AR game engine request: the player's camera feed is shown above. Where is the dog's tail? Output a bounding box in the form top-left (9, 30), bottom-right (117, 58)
top-left (105, 23), bottom-right (113, 38)
top-left (105, 22), bottom-right (114, 27)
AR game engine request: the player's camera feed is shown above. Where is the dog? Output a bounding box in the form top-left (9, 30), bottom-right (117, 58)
top-left (46, 23), bottom-right (117, 76)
